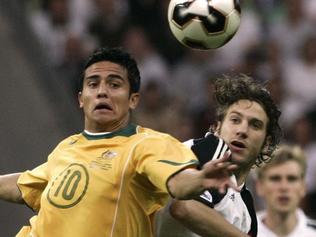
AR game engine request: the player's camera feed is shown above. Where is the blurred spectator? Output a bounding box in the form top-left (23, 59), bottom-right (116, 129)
top-left (237, 43), bottom-right (269, 82)
top-left (121, 25), bottom-right (171, 90)
top-left (87, 0), bottom-right (129, 48)
top-left (251, 0), bottom-right (285, 33)
top-left (281, 33), bottom-right (316, 129)
top-left (132, 80), bottom-right (193, 141)
top-left (29, 0), bottom-right (71, 66)
top-left (67, 0), bottom-right (95, 38)
top-left (304, 0), bottom-right (316, 23)
top-left (268, 0), bottom-right (314, 60)
top-left (28, 0), bottom-right (93, 68)
top-left (128, 0), bottom-right (161, 32)
top-left (222, 38), bottom-right (285, 134)
top-left (217, 0), bottom-right (262, 69)
top-left (57, 35), bottom-right (88, 96)
top-left (128, 0), bottom-right (186, 64)
top-left (236, 40), bottom-right (284, 97)
top-left (189, 76), bottom-right (217, 138)
top-left (170, 49), bottom-right (226, 112)
top-left (266, 73), bottom-right (284, 107)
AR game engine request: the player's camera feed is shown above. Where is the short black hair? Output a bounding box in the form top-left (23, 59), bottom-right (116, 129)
top-left (78, 47), bottom-right (141, 93)
top-left (211, 74), bottom-right (282, 165)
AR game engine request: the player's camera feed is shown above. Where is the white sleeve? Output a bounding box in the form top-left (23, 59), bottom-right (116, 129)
top-left (183, 139), bottom-right (194, 148)
top-left (214, 176), bottom-right (252, 233)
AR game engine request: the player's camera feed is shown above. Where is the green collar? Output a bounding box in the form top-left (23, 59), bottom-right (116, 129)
top-left (82, 124), bottom-right (137, 140)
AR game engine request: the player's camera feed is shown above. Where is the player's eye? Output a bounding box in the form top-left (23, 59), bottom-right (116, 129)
top-left (268, 175), bottom-right (281, 182)
top-left (107, 77), bottom-right (123, 89)
top-left (87, 81), bottom-right (98, 88)
top-left (287, 175), bottom-right (300, 182)
top-left (229, 116), bottom-right (240, 124)
top-left (108, 81), bottom-right (121, 89)
top-left (251, 120), bottom-right (264, 130)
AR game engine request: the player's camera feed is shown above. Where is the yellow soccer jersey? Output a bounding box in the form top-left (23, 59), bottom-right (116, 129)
top-left (17, 124), bottom-right (198, 237)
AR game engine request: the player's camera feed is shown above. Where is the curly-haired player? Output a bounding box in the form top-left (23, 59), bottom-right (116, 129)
top-left (156, 74), bottom-right (282, 237)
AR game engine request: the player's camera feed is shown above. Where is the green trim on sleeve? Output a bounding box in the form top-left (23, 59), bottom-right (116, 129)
top-left (157, 159), bottom-right (198, 166)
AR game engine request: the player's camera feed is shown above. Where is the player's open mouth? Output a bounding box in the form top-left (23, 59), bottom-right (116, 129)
top-left (94, 103), bottom-right (112, 111)
top-left (231, 141), bottom-right (246, 148)
top-left (278, 196), bottom-right (290, 204)
top-left (230, 141), bottom-right (246, 153)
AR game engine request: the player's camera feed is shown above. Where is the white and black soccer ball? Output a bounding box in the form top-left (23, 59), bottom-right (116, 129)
top-left (168, 0), bottom-right (241, 50)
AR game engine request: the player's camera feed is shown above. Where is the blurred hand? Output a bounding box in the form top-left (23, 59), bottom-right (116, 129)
top-left (168, 151), bottom-right (239, 199)
top-left (200, 151), bottom-right (239, 194)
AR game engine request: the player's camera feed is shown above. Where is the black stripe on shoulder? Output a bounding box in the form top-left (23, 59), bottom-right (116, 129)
top-left (307, 218), bottom-right (316, 230)
top-left (191, 134), bottom-right (222, 168)
top-left (192, 137), bottom-right (205, 145)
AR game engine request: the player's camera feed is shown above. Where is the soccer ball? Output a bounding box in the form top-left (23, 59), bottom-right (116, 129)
top-left (168, 0), bottom-right (241, 50)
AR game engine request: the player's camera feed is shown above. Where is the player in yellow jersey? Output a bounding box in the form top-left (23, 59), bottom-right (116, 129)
top-left (0, 47), bottom-right (237, 237)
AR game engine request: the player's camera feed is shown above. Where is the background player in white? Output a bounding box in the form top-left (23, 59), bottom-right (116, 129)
top-left (256, 144), bottom-right (316, 237)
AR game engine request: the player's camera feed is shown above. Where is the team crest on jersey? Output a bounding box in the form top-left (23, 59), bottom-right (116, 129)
top-left (89, 150), bottom-right (118, 170)
top-left (100, 150), bottom-right (118, 159)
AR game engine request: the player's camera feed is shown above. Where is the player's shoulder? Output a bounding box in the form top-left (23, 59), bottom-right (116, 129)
top-left (295, 209), bottom-right (316, 233)
top-left (56, 133), bottom-right (82, 147)
top-left (136, 126), bottom-right (192, 149)
top-left (136, 126), bottom-right (177, 140)
top-left (136, 125), bottom-right (161, 135)
top-left (306, 217), bottom-right (316, 231)
top-left (184, 133), bottom-right (230, 166)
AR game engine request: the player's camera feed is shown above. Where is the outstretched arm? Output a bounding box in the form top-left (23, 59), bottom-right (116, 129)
top-left (0, 173), bottom-right (24, 203)
top-left (167, 153), bottom-right (237, 199)
top-left (170, 199), bottom-right (249, 237)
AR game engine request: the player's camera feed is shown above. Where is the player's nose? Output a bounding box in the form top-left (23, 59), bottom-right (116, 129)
top-left (236, 121), bottom-right (248, 138)
top-left (97, 81), bottom-right (108, 98)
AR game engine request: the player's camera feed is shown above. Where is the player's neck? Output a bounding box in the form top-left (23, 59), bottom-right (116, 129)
top-left (235, 172), bottom-right (247, 186)
top-left (263, 209), bottom-right (297, 236)
top-left (85, 115), bottom-right (130, 133)
top-left (234, 167), bottom-right (251, 186)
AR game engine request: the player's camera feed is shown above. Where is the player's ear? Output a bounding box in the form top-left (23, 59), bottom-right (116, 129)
top-left (299, 180), bottom-right (307, 198)
top-left (129, 92), bottom-right (140, 110)
top-left (78, 91), bottom-right (83, 108)
top-left (261, 136), bottom-right (272, 156)
top-left (213, 122), bottom-right (221, 136)
top-left (255, 179), bottom-right (264, 197)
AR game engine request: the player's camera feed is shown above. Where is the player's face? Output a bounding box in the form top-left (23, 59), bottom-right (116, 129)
top-left (256, 161), bottom-right (305, 215)
top-left (78, 61), bottom-right (139, 132)
top-left (216, 100), bottom-right (268, 169)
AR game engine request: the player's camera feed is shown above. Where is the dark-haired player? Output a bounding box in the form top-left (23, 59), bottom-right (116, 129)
top-left (0, 47), bottom-right (237, 237)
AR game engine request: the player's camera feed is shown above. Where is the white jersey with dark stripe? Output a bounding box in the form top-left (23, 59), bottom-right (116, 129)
top-left (184, 133), bottom-right (258, 237)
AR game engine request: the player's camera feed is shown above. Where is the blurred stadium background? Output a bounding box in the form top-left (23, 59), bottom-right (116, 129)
top-left (0, 0), bottom-right (316, 235)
